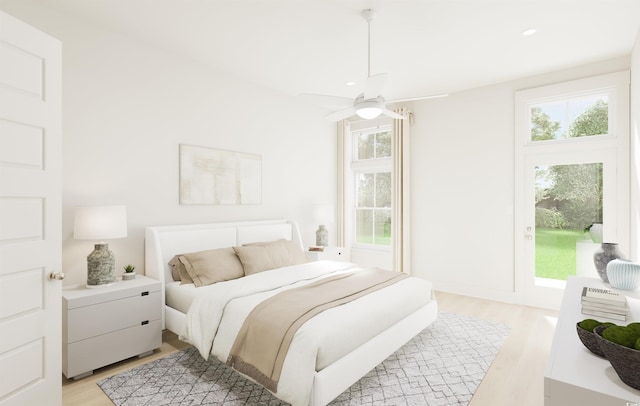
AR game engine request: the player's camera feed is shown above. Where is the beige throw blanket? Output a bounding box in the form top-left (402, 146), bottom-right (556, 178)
top-left (226, 268), bottom-right (408, 392)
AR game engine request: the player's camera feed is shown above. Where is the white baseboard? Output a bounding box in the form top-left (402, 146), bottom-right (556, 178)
top-left (432, 280), bottom-right (522, 305)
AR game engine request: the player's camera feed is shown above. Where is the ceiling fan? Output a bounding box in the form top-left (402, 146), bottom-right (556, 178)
top-left (301, 9), bottom-right (447, 122)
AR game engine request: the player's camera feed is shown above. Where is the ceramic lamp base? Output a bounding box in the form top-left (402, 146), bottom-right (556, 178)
top-left (316, 225), bottom-right (328, 247)
top-left (86, 243), bottom-right (116, 287)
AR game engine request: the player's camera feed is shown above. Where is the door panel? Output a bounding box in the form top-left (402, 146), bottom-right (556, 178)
top-left (0, 119), bottom-right (44, 168)
top-left (523, 150), bottom-right (616, 308)
top-left (0, 11), bottom-right (62, 406)
top-left (534, 162), bottom-right (602, 281)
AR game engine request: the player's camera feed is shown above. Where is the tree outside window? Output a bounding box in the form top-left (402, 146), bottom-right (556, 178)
top-left (530, 95), bottom-right (608, 142)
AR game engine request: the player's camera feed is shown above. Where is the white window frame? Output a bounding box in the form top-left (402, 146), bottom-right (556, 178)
top-left (346, 120), bottom-right (393, 252)
top-left (525, 88), bottom-right (617, 144)
top-left (514, 71), bottom-right (630, 308)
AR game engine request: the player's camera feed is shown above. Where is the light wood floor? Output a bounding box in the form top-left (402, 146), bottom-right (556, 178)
top-left (62, 291), bottom-right (558, 406)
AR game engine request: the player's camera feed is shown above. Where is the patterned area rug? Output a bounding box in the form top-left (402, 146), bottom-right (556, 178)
top-left (98, 312), bottom-right (510, 406)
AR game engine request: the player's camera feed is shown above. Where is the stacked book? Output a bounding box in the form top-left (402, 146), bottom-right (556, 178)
top-left (581, 287), bottom-right (627, 321)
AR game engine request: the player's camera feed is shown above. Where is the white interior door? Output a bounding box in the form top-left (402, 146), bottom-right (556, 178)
top-left (0, 11), bottom-right (62, 406)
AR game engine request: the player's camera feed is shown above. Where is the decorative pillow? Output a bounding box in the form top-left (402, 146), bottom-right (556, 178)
top-left (233, 239), bottom-right (308, 276)
top-left (178, 247), bottom-right (244, 287)
top-left (168, 255), bottom-right (193, 284)
top-left (169, 255), bottom-right (183, 281)
top-left (168, 256), bottom-right (181, 281)
top-left (242, 239), bottom-right (287, 246)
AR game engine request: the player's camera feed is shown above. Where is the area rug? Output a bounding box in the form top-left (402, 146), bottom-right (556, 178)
top-left (98, 312), bottom-right (510, 405)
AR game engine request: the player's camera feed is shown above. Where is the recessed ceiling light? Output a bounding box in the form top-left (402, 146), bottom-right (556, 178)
top-left (522, 28), bottom-right (537, 36)
top-left (346, 81), bottom-right (356, 86)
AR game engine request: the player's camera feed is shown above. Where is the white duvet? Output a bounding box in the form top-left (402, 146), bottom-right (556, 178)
top-left (180, 260), bottom-right (434, 406)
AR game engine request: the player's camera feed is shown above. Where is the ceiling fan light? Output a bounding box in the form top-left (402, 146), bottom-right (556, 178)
top-left (356, 106), bottom-right (383, 119)
top-left (355, 99), bottom-right (384, 119)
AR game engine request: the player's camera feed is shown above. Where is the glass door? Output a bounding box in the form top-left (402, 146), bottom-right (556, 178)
top-left (523, 151), bottom-right (616, 308)
top-left (515, 72), bottom-right (629, 309)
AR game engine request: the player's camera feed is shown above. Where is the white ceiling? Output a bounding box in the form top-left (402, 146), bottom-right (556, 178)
top-left (33, 0), bottom-right (640, 101)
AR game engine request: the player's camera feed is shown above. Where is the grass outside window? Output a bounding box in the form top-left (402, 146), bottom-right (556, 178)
top-left (535, 227), bottom-right (586, 280)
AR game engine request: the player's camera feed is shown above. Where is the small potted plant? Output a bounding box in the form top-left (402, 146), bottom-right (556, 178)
top-left (122, 264), bottom-right (136, 280)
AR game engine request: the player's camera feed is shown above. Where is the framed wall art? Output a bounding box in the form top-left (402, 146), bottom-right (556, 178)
top-left (179, 144), bottom-right (262, 205)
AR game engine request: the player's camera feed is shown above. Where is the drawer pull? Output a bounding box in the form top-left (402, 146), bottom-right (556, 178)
top-left (141, 320), bottom-right (149, 325)
top-left (141, 291), bottom-right (149, 296)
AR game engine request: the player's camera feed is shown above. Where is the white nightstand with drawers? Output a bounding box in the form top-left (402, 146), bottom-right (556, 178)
top-left (305, 247), bottom-right (348, 262)
top-left (62, 275), bottom-right (162, 379)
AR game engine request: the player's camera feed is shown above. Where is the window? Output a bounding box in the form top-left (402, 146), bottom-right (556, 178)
top-left (529, 93), bottom-right (610, 142)
top-left (356, 129), bottom-right (391, 159)
top-left (352, 125), bottom-right (392, 247)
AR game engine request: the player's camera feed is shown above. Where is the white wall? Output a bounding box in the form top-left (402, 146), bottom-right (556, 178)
top-left (631, 27), bottom-right (640, 261)
top-left (410, 57), bottom-right (631, 302)
top-left (1, 1), bottom-right (336, 286)
top-left (3, 1), bottom-right (637, 297)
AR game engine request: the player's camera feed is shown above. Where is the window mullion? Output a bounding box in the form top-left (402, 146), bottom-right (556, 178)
top-left (372, 172), bottom-right (377, 244)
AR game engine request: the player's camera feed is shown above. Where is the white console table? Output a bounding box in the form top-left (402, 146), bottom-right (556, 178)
top-left (544, 276), bottom-right (640, 405)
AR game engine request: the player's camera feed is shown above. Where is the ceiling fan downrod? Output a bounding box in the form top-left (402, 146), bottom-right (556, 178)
top-left (362, 9), bottom-right (376, 79)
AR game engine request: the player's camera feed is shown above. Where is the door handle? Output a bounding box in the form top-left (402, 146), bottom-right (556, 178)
top-left (49, 271), bottom-right (65, 280)
top-left (525, 226), bottom-right (533, 240)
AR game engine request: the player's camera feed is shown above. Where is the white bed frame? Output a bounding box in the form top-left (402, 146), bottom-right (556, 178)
top-left (145, 219), bottom-right (438, 406)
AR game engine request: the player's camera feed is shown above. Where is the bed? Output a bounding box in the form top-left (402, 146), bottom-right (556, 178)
top-left (145, 219), bottom-right (438, 406)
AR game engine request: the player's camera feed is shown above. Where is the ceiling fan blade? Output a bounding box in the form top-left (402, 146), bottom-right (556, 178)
top-left (363, 73), bottom-right (387, 100)
top-left (387, 93), bottom-right (449, 103)
top-left (299, 93), bottom-right (354, 110)
top-left (381, 109), bottom-right (406, 120)
top-left (326, 107), bottom-right (357, 122)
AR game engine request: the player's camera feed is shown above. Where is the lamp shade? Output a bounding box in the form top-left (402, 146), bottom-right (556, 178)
top-left (312, 204), bottom-right (335, 225)
top-left (74, 205), bottom-right (127, 240)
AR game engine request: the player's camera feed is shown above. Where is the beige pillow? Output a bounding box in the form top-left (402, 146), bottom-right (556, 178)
top-left (178, 262), bottom-right (194, 285)
top-left (234, 239), bottom-right (308, 276)
top-left (178, 247), bottom-right (244, 287)
top-left (168, 255), bottom-right (195, 285)
top-left (168, 255), bottom-right (193, 283)
top-left (243, 239), bottom-right (286, 246)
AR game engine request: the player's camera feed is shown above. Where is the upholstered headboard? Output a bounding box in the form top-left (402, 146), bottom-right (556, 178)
top-left (145, 219), bottom-right (302, 286)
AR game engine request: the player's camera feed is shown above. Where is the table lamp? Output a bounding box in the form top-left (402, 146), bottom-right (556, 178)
top-left (74, 205), bottom-right (127, 288)
top-left (312, 204), bottom-right (334, 247)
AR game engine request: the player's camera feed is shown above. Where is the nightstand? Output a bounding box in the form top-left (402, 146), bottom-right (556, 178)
top-left (62, 275), bottom-right (162, 379)
top-left (305, 247), bottom-right (348, 262)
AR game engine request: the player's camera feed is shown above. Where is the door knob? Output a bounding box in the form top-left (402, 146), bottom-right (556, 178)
top-left (49, 271), bottom-right (65, 280)
top-left (525, 226), bottom-right (534, 240)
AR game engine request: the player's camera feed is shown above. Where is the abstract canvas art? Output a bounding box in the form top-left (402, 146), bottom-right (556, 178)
top-left (179, 144), bottom-right (261, 205)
